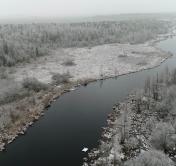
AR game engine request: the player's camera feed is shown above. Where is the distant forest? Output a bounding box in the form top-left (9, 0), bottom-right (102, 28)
top-left (0, 19), bottom-right (171, 66)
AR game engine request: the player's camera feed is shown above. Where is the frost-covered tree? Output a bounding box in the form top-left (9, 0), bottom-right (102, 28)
top-left (150, 123), bottom-right (176, 153)
top-left (0, 19), bottom-right (170, 66)
top-left (144, 76), bottom-right (151, 95)
top-left (119, 103), bottom-right (130, 144)
top-left (124, 150), bottom-right (174, 166)
top-left (134, 90), bottom-right (144, 113)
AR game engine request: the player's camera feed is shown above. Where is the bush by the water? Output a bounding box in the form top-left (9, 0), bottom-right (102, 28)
top-left (22, 77), bottom-right (49, 92)
top-left (0, 19), bottom-right (170, 66)
top-left (52, 73), bottom-right (71, 85)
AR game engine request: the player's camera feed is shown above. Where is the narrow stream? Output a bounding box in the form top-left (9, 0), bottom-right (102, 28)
top-left (0, 37), bottom-right (176, 166)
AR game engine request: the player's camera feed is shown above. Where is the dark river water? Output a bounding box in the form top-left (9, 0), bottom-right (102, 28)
top-left (0, 37), bottom-right (176, 166)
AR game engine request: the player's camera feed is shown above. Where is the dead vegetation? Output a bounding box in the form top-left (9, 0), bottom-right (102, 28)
top-left (0, 67), bottom-right (9, 79)
top-left (62, 58), bottom-right (76, 66)
top-left (137, 60), bottom-right (148, 66)
top-left (0, 88), bottom-right (29, 105)
top-left (124, 150), bottom-right (174, 166)
top-left (22, 77), bottom-right (49, 92)
top-left (51, 72), bottom-right (71, 85)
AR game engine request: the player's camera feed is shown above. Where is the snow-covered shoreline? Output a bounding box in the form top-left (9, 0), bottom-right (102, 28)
top-left (83, 32), bottom-right (176, 166)
top-left (0, 31), bottom-right (174, 152)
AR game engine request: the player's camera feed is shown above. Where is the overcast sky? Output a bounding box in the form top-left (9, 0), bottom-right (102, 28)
top-left (0, 0), bottom-right (176, 18)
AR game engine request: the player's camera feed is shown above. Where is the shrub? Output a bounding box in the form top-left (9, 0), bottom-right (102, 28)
top-left (62, 59), bottom-right (76, 66)
top-left (22, 77), bottom-right (49, 92)
top-left (0, 67), bottom-right (9, 79)
top-left (52, 72), bottom-right (71, 85)
top-left (125, 137), bottom-right (139, 151)
top-left (150, 123), bottom-right (176, 152)
top-left (0, 72), bottom-right (8, 79)
top-left (124, 150), bottom-right (174, 166)
top-left (137, 60), bottom-right (148, 66)
top-left (118, 54), bottom-right (128, 58)
top-left (0, 88), bottom-right (29, 105)
top-left (155, 99), bottom-right (172, 119)
top-left (10, 111), bottom-right (20, 123)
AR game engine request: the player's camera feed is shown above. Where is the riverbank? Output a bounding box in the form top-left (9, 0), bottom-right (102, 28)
top-left (0, 30), bottom-right (174, 152)
top-left (83, 36), bottom-right (176, 166)
top-left (83, 66), bottom-right (176, 165)
top-left (83, 89), bottom-right (176, 165)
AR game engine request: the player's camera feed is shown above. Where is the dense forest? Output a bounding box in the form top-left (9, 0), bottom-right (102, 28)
top-left (0, 19), bottom-right (171, 66)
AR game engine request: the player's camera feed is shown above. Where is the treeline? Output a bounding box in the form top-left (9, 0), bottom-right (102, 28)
top-left (0, 19), bottom-right (171, 66)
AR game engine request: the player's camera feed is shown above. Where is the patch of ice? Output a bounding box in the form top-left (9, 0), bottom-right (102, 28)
top-left (70, 88), bottom-right (76, 91)
top-left (82, 147), bottom-right (88, 152)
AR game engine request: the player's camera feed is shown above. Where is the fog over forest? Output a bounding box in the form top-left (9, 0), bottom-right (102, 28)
top-left (0, 0), bottom-right (176, 19)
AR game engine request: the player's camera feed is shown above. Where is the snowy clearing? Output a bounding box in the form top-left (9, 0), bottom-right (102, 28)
top-left (3, 43), bottom-right (170, 88)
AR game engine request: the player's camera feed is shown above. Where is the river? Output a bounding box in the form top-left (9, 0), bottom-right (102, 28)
top-left (0, 37), bottom-right (176, 166)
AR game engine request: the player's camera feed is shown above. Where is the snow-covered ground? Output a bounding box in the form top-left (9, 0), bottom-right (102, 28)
top-left (4, 43), bottom-right (169, 85)
top-left (0, 42), bottom-right (170, 100)
top-left (0, 41), bottom-right (171, 151)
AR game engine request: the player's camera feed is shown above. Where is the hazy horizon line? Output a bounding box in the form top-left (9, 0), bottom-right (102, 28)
top-left (0, 12), bottom-right (175, 24)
